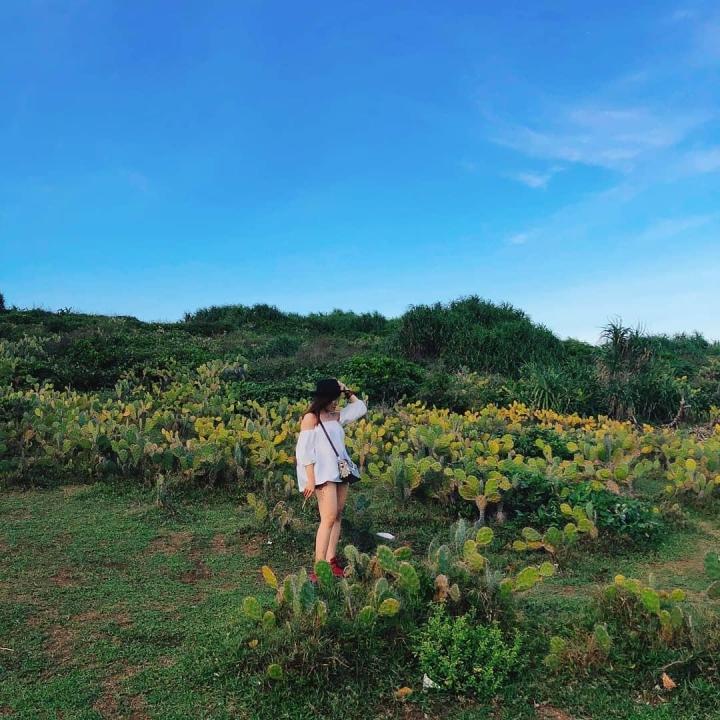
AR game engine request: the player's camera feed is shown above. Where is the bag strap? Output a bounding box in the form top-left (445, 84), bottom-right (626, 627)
top-left (317, 417), bottom-right (341, 458)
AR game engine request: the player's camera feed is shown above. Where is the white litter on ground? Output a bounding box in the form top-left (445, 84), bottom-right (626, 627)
top-left (376, 532), bottom-right (396, 541)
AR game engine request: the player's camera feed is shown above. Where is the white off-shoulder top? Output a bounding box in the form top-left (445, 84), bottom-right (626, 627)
top-left (295, 398), bottom-right (367, 491)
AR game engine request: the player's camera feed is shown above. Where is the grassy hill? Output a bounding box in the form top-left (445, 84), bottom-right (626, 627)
top-left (1, 296), bottom-right (718, 423)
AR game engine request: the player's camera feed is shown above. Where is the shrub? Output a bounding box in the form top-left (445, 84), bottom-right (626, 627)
top-left (543, 623), bottom-right (613, 674)
top-left (516, 360), bottom-right (603, 415)
top-left (414, 605), bottom-right (521, 699)
top-left (565, 482), bottom-right (663, 543)
top-left (511, 426), bottom-right (575, 461)
top-left (600, 575), bottom-right (690, 648)
top-left (255, 334), bottom-right (303, 358)
top-left (231, 379), bottom-right (312, 404)
top-left (417, 366), bottom-right (513, 412)
top-left (395, 296), bottom-right (564, 377)
top-left (496, 466), bottom-right (557, 523)
top-left (337, 354), bottom-right (425, 404)
top-left (184, 303), bottom-right (391, 336)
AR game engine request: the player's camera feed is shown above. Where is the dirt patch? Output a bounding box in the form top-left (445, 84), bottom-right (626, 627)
top-left (536, 705), bottom-right (575, 720)
top-left (180, 557), bottom-right (212, 584)
top-left (51, 567), bottom-right (79, 588)
top-left (26, 604), bottom-right (59, 629)
top-left (93, 665), bottom-right (144, 719)
top-left (128, 694), bottom-right (150, 720)
top-left (240, 537), bottom-right (262, 558)
top-left (27, 614), bottom-right (44, 628)
top-left (650, 552), bottom-right (708, 578)
top-left (151, 603), bottom-right (182, 620)
top-left (110, 611), bottom-right (133, 628)
top-left (72, 609), bottom-right (105, 624)
top-left (0, 708), bottom-right (15, 716)
top-left (211, 533), bottom-right (230, 554)
top-left (93, 692), bottom-right (120, 718)
top-left (70, 608), bottom-right (133, 630)
top-left (44, 625), bottom-right (75, 665)
top-left (11, 593), bottom-right (41, 607)
top-left (62, 485), bottom-right (89, 497)
top-left (400, 708), bottom-right (434, 720)
top-left (145, 531), bottom-right (192, 555)
top-left (702, 519), bottom-right (720, 533)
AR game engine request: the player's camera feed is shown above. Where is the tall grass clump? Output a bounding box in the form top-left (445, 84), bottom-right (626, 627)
top-left (395, 296), bottom-right (564, 377)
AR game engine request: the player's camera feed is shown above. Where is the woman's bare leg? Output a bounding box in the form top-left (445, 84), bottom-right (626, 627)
top-left (326, 482), bottom-right (348, 561)
top-left (314, 483), bottom-right (338, 563)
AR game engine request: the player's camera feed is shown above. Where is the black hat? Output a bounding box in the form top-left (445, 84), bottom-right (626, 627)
top-left (313, 378), bottom-right (342, 401)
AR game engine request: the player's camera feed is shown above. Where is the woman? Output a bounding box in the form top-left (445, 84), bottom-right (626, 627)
top-left (295, 378), bottom-right (367, 581)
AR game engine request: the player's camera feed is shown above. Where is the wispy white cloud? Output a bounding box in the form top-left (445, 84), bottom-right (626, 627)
top-left (633, 214), bottom-right (715, 243)
top-left (493, 5), bottom-right (720, 257)
top-left (679, 146), bottom-right (720, 173)
top-left (507, 166), bottom-right (562, 189)
top-left (495, 105), bottom-right (708, 173)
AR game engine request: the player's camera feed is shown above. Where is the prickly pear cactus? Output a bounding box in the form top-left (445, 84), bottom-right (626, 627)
top-left (543, 635), bottom-right (567, 670)
top-left (397, 562), bottom-right (420, 595)
top-left (242, 595), bottom-right (263, 621)
top-left (377, 545), bottom-right (399, 573)
top-left (314, 559), bottom-right (334, 588)
top-left (593, 623), bottom-right (612, 654)
top-left (608, 575), bottom-right (688, 642)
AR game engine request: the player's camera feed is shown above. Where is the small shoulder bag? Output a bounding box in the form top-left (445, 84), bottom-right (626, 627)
top-left (317, 417), bottom-right (361, 484)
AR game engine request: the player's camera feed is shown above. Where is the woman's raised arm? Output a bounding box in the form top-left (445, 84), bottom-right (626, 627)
top-left (339, 394), bottom-right (367, 425)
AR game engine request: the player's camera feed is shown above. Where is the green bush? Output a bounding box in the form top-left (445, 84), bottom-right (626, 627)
top-left (231, 379), bottom-right (313, 404)
top-left (337, 354), bottom-right (425, 404)
top-left (184, 303), bottom-right (391, 336)
top-left (395, 296), bottom-right (564, 377)
top-left (496, 467), bottom-right (557, 524)
top-left (565, 482), bottom-right (663, 543)
top-left (417, 366), bottom-right (513, 412)
top-left (511, 427), bottom-right (575, 461)
top-left (415, 605), bottom-right (521, 699)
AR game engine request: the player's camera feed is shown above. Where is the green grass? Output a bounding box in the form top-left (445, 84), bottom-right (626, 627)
top-left (1, 484), bottom-right (718, 719)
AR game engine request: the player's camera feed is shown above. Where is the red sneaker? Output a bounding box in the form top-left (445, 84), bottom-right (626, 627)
top-left (329, 557), bottom-right (345, 578)
top-left (309, 570), bottom-right (318, 584)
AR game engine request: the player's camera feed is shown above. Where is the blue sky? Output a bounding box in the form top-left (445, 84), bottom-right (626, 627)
top-left (1, 1), bottom-right (719, 343)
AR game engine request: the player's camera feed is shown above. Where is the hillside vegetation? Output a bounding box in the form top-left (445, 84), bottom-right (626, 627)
top-left (1, 296), bottom-right (719, 422)
top-left (1, 295), bottom-right (719, 719)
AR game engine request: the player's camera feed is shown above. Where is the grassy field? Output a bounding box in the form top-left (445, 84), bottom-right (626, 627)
top-left (1, 483), bottom-right (718, 720)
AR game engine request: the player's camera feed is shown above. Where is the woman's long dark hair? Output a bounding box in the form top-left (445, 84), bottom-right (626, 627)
top-left (306, 395), bottom-right (336, 418)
